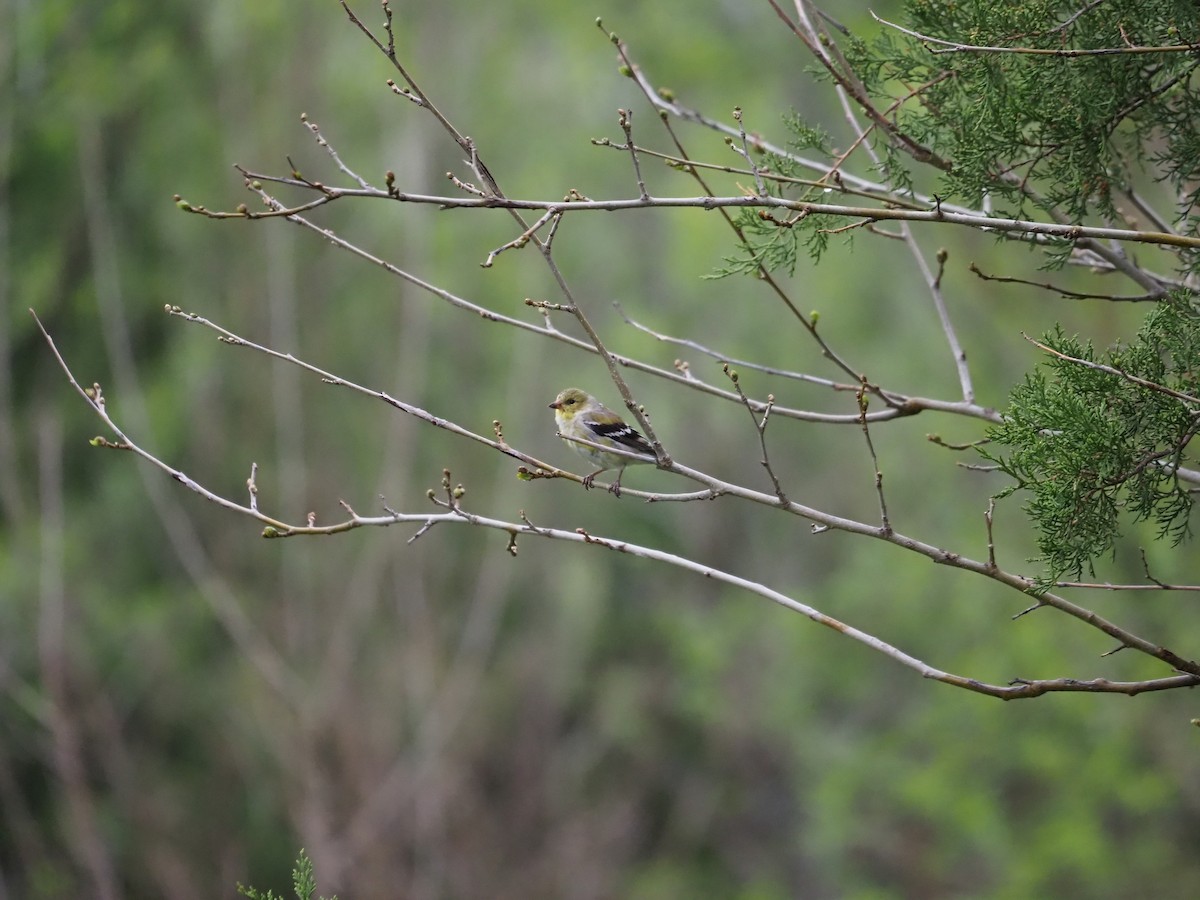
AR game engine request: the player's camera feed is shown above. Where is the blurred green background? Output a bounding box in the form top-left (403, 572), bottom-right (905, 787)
top-left (3, 1), bottom-right (1198, 897)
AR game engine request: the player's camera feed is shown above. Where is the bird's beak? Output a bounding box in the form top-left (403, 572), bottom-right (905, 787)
top-left (548, 401), bottom-right (561, 409)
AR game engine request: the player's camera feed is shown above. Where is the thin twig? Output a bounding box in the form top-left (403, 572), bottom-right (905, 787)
top-left (301, 112), bottom-right (372, 190)
top-left (336, 0), bottom-right (500, 195)
top-left (969, 262), bottom-right (1161, 302)
top-left (1024, 334), bottom-right (1200, 406)
top-left (726, 366), bottom-right (789, 504)
top-left (728, 107), bottom-right (766, 197)
top-left (482, 210), bottom-right (558, 268)
top-left (857, 384), bottom-right (891, 534)
top-left (617, 108), bottom-right (649, 201)
top-left (246, 462), bottom-right (259, 513)
top-left (871, 10), bottom-right (1200, 57)
top-left (1054, 581), bottom-right (1200, 592)
top-left (612, 301), bottom-right (1004, 422)
top-left (984, 498), bottom-right (997, 570)
top-left (922, 245), bottom-right (974, 402)
top-left (590, 139), bottom-right (929, 209)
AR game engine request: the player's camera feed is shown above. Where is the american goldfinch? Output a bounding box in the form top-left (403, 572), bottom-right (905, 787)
top-left (549, 387), bottom-right (656, 496)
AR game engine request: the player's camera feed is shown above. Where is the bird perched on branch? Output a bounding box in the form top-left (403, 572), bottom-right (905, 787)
top-left (549, 387), bottom-right (656, 496)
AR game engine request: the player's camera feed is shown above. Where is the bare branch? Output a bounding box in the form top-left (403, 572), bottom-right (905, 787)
top-left (36, 309), bottom-right (1200, 697)
top-left (181, 174), bottom-right (1200, 253)
top-left (232, 177), bottom-right (899, 425)
top-left (46, 299), bottom-right (1200, 680)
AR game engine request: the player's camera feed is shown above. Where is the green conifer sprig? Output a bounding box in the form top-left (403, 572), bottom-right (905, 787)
top-left (984, 297), bottom-right (1200, 581)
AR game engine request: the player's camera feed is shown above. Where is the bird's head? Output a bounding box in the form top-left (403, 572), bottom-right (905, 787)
top-left (549, 387), bottom-right (590, 416)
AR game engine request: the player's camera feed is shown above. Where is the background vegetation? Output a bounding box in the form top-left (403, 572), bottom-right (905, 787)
top-left (3, 1), bottom-right (1198, 897)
